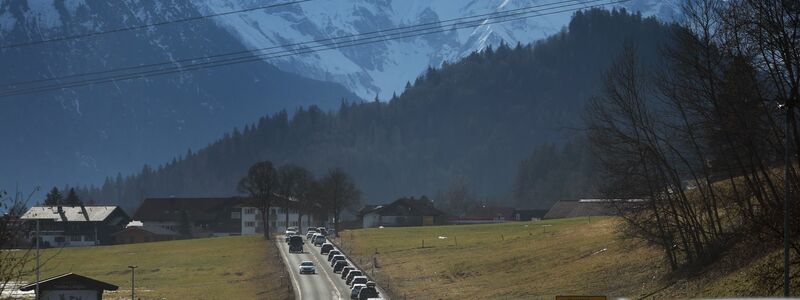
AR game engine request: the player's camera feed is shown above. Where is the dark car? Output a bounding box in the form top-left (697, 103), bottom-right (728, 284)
top-left (330, 255), bottom-right (346, 267)
top-left (345, 270), bottom-right (363, 285)
top-left (327, 250), bottom-right (341, 261)
top-left (357, 286), bottom-right (379, 300)
top-left (288, 236), bottom-right (304, 253)
top-left (320, 243), bottom-right (334, 255)
top-left (333, 260), bottom-right (349, 273)
top-left (340, 266), bottom-right (355, 279)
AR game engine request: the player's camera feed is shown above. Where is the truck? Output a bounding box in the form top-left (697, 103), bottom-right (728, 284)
top-left (288, 235), bottom-right (304, 253)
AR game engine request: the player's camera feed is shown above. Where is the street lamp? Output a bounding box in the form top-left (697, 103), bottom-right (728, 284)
top-left (128, 265), bottom-right (138, 300)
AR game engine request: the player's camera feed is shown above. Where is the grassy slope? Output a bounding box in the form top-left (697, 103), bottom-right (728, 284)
top-left (340, 217), bottom-right (797, 299)
top-left (27, 235), bottom-right (290, 300)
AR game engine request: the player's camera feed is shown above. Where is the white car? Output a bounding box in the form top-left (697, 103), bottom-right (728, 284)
top-left (299, 261), bottom-right (315, 274)
top-left (313, 234), bottom-right (327, 246)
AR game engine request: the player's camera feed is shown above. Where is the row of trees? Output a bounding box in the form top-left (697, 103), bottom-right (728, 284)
top-left (43, 187), bottom-right (83, 206)
top-left (238, 161), bottom-right (360, 239)
top-left (586, 0), bottom-right (799, 282)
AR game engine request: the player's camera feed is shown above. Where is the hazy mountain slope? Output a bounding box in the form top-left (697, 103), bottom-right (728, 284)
top-left (0, 0), bottom-right (358, 193)
top-left (195, 0), bottom-right (682, 99)
top-left (83, 9), bottom-right (673, 211)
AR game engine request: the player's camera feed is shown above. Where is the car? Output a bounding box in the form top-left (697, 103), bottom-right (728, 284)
top-left (327, 250), bottom-right (341, 261)
top-left (350, 284), bottom-right (367, 300)
top-left (313, 234), bottom-right (326, 246)
top-left (288, 235), bottom-right (304, 253)
top-left (356, 285), bottom-right (379, 300)
top-left (306, 232), bottom-right (315, 240)
top-left (320, 243), bottom-right (334, 254)
top-left (306, 228), bottom-right (318, 236)
top-left (333, 260), bottom-right (349, 273)
top-left (298, 261), bottom-right (315, 274)
top-left (350, 276), bottom-right (368, 288)
top-left (340, 266), bottom-right (355, 279)
top-left (285, 229), bottom-right (296, 235)
top-left (317, 227), bottom-right (328, 236)
top-left (330, 255), bottom-right (346, 267)
top-left (345, 270), bottom-right (363, 285)
top-left (284, 231), bottom-right (296, 243)
top-left (287, 226), bottom-right (298, 232)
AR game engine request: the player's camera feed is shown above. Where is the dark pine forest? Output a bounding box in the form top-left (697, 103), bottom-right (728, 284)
top-left (77, 9), bottom-right (672, 212)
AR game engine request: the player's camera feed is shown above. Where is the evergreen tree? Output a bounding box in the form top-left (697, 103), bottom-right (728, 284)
top-left (64, 188), bottom-right (82, 206)
top-left (44, 187), bottom-right (63, 206)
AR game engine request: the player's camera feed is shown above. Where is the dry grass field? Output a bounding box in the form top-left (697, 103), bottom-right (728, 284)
top-left (337, 217), bottom-right (796, 299)
top-left (17, 235), bottom-right (291, 300)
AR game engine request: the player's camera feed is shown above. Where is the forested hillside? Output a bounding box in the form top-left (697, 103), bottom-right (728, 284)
top-left (79, 9), bottom-right (673, 212)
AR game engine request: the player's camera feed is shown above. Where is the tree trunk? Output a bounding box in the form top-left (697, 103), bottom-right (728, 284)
top-left (262, 204), bottom-right (271, 240)
top-left (297, 212), bottom-right (303, 234)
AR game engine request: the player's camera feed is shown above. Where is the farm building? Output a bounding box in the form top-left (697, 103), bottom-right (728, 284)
top-left (20, 205), bottom-right (131, 247)
top-left (360, 197), bottom-right (445, 228)
top-left (543, 199), bottom-right (644, 219)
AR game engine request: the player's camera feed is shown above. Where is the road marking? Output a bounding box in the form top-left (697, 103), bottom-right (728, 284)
top-left (277, 236), bottom-right (303, 300)
top-left (308, 244), bottom-right (344, 300)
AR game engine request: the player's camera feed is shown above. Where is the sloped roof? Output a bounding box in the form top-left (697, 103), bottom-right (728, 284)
top-left (543, 199), bottom-right (625, 219)
top-left (19, 273), bottom-right (118, 291)
top-left (113, 224), bottom-right (178, 236)
top-left (364, 198), bottom-right (444, 217)
top-left (20, 206), bottom-right (124, 222)
top-left (133, 197), bottom-right (246, 222)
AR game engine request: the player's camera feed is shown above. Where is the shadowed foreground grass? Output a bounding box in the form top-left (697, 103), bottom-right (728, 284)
top-left (22, 235), bottom-right (290, 300)
top-left (339, 217), bottom-right (796, 299)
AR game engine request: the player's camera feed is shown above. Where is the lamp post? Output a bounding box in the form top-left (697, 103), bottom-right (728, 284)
top-left (780, 102), bottom-right (792, 297)
top-left (128, 265), bottom-right (138, 300)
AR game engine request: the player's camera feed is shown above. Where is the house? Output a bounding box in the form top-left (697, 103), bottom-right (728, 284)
top-left (512, 209), bottom-right (549, 221)
top-left (19, 273), bottom-right (118, 300)
top-left (447, 206), bottom-right (550, 224)
top-left (133, 197), bottom-right (327, 237)
top-left (360, 197), bottom-right (445, 228)
top-left (112, 221), bottom-right (178, 244)
top-left (543, 199), bottom-right (645, 219)
top-left (20, 205), bottom-right (131, 247)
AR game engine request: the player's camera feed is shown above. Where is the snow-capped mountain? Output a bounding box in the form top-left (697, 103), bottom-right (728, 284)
top-left (194, 0), bottom-right (682, 99)
top-left (0, 0), bottom-right (357, 194)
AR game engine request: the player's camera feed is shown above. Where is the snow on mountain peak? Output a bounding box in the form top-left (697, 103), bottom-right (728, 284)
top-left (192, 0), bottom-right (679, 99)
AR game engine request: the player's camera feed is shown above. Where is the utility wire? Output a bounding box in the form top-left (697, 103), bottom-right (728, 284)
top-left (0, 0), bottom-right (312, 49)
top-left (1, 0), bottom-right (587, 89)
top-left (0, 0), bottom-right (627, 97)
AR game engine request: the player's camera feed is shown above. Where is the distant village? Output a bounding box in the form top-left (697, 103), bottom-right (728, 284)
top-left (12, 192), bottom-right (634, 248)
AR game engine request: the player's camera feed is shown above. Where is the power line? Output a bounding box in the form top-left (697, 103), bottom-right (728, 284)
top-left (1, 0), bottom-right (587, 89)
top-left (0, 0), bottom-right (627, 97)
top-left (0, 0), bottom-right (621, 97)
top-left (0, 0), bottom-right (312, 49)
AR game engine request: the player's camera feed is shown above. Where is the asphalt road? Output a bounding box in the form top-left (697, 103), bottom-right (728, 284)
top-left (276, 235), bottom-right (356, 300)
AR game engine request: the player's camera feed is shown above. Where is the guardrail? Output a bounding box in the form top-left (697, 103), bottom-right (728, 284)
top-left (326, 234), bottom-right (401, 300)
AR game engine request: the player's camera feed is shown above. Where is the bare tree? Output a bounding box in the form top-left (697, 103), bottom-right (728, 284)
top-left (277, 164), bottom-right (314, 233)
top-left (319, 168), bottom-right (361, 237)
top-left (238, 161), bottom-right (279, 239)
top-left (0, 189), bottom-right (36, 298)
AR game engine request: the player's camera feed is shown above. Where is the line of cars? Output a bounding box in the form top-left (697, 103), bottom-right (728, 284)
top-left (286, 226), bottom-right (382, 300)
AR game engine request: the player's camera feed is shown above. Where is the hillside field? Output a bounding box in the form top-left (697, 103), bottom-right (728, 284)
top-left (15, 235), bottom-right (290, 300)
top-left (337, 217), bottom-right (796, 299)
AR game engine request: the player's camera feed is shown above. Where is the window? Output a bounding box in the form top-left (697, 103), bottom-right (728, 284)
top-left (231, 212), bottom-right (241, 219)
top-left (70, 235), bottom-right (82, 242)
top-left (244, 208), bottom-right (255, 214)
top-left (54, 236), bottom-right (65, 243)
top-left (245, 221), bottom-right (255, 227)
